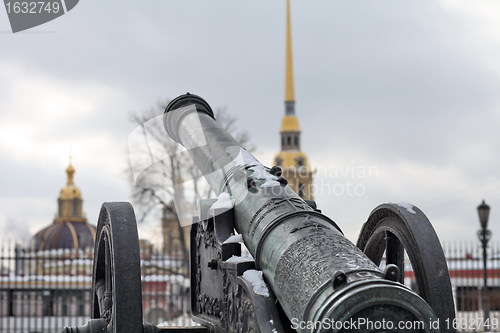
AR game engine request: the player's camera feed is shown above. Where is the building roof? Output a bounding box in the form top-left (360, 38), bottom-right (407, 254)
top-left (31, 221), bottom-right (96, 251)
top-left (31, 161), bottom-right (96, 251)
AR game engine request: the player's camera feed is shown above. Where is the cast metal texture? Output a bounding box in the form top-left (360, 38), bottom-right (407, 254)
top-left (165, 94), bottom-right (442, 332)
top-left (189, 200), bottom-right (286, 333)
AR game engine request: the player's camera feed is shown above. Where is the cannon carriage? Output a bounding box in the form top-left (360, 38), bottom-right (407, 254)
top-left (62, 93), bottom-right (455, 333)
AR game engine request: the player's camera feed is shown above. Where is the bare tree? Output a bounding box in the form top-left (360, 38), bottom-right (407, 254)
top-left (128, 100), bottom-right (253, 272)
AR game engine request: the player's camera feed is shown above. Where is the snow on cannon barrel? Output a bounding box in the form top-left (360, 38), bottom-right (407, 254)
top-left (163, 93), bottom-right (456, 333)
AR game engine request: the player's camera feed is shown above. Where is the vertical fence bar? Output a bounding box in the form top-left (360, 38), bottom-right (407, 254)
top-left (1, 242), bottom-right (4, 332)
top-left (15, 237), bottom-right (500, 330)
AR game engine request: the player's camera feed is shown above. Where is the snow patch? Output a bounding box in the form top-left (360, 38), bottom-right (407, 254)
top-left (396, 202), bottom-right (416, 214)
top-left (225, 146), bottom-right (259, 167)
top-left (210, 192), bottom-right (235, 211)
top-left (260, 179), bottom-right (281, 188)
top-left (223, 233), bottom-right (243, 244)
top-left (243, 269), bottom-right (270, 297)
top-left (248, 165), bottom-right (280, 189)
top-left (249, 165), bottom-right (277, 180)
top-left (226, 254), bottom-right (254, 263)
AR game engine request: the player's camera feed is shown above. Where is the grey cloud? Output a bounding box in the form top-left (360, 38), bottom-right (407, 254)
top-left (1, 1), bottom-right (500, 244)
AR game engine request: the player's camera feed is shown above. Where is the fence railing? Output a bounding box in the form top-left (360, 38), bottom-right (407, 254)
top-left (0, 240), bottom-right (192, 333)
top-left (3, 240), bottom-right (500, 332)
top-left (401, 241), bottom-right (500, 332)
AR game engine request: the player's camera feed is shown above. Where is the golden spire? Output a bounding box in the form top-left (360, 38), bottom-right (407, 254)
top-left (285, 0), bottom-right (295, 102)
top-left (57, 158), bottom-right (85, 221)
top-left (66, 159), bottom-right (75, 185)
top-left (275, 0), bottom-right (313, 200)
top-left (59, 158), bottom-right (81, 201)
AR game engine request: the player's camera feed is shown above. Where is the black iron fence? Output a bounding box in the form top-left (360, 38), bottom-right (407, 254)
top-left (0, 240), bottom-right (193, 333)
top-left (402, 241), bottom-right (500, 332)
top-left (3, 240), bottom-right (500, 332)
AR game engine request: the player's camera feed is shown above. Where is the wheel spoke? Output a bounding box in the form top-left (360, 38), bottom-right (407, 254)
top-left (103, 236), bottom-right (113, 317)
top-left (385, 231), bottom-right (405, 283)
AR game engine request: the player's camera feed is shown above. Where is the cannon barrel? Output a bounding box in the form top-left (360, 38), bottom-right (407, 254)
top-left (164, 93), bottom-right (439, 332)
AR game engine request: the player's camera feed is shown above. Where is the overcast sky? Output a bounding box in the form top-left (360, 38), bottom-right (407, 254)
top-left (1, 0), bottom-right (500, 248)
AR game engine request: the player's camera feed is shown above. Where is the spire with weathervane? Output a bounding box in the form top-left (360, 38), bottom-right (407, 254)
top-left (274, 0), bottom-right (314, 200)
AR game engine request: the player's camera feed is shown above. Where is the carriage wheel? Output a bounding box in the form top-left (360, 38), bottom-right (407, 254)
top-left (357, 203), bottom-right (455, 332)
top-left (91, 202), bottom-right (144, 333)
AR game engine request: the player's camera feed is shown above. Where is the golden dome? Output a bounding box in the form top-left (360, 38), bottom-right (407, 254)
top-left (59, 163), bottom-right (82, 200)
top-left (280, 115), bottom-right (300, 132)
top-left (31, 160), bottom-right (94, 252)
top-left (274, 150), bottom-right (312, 170)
